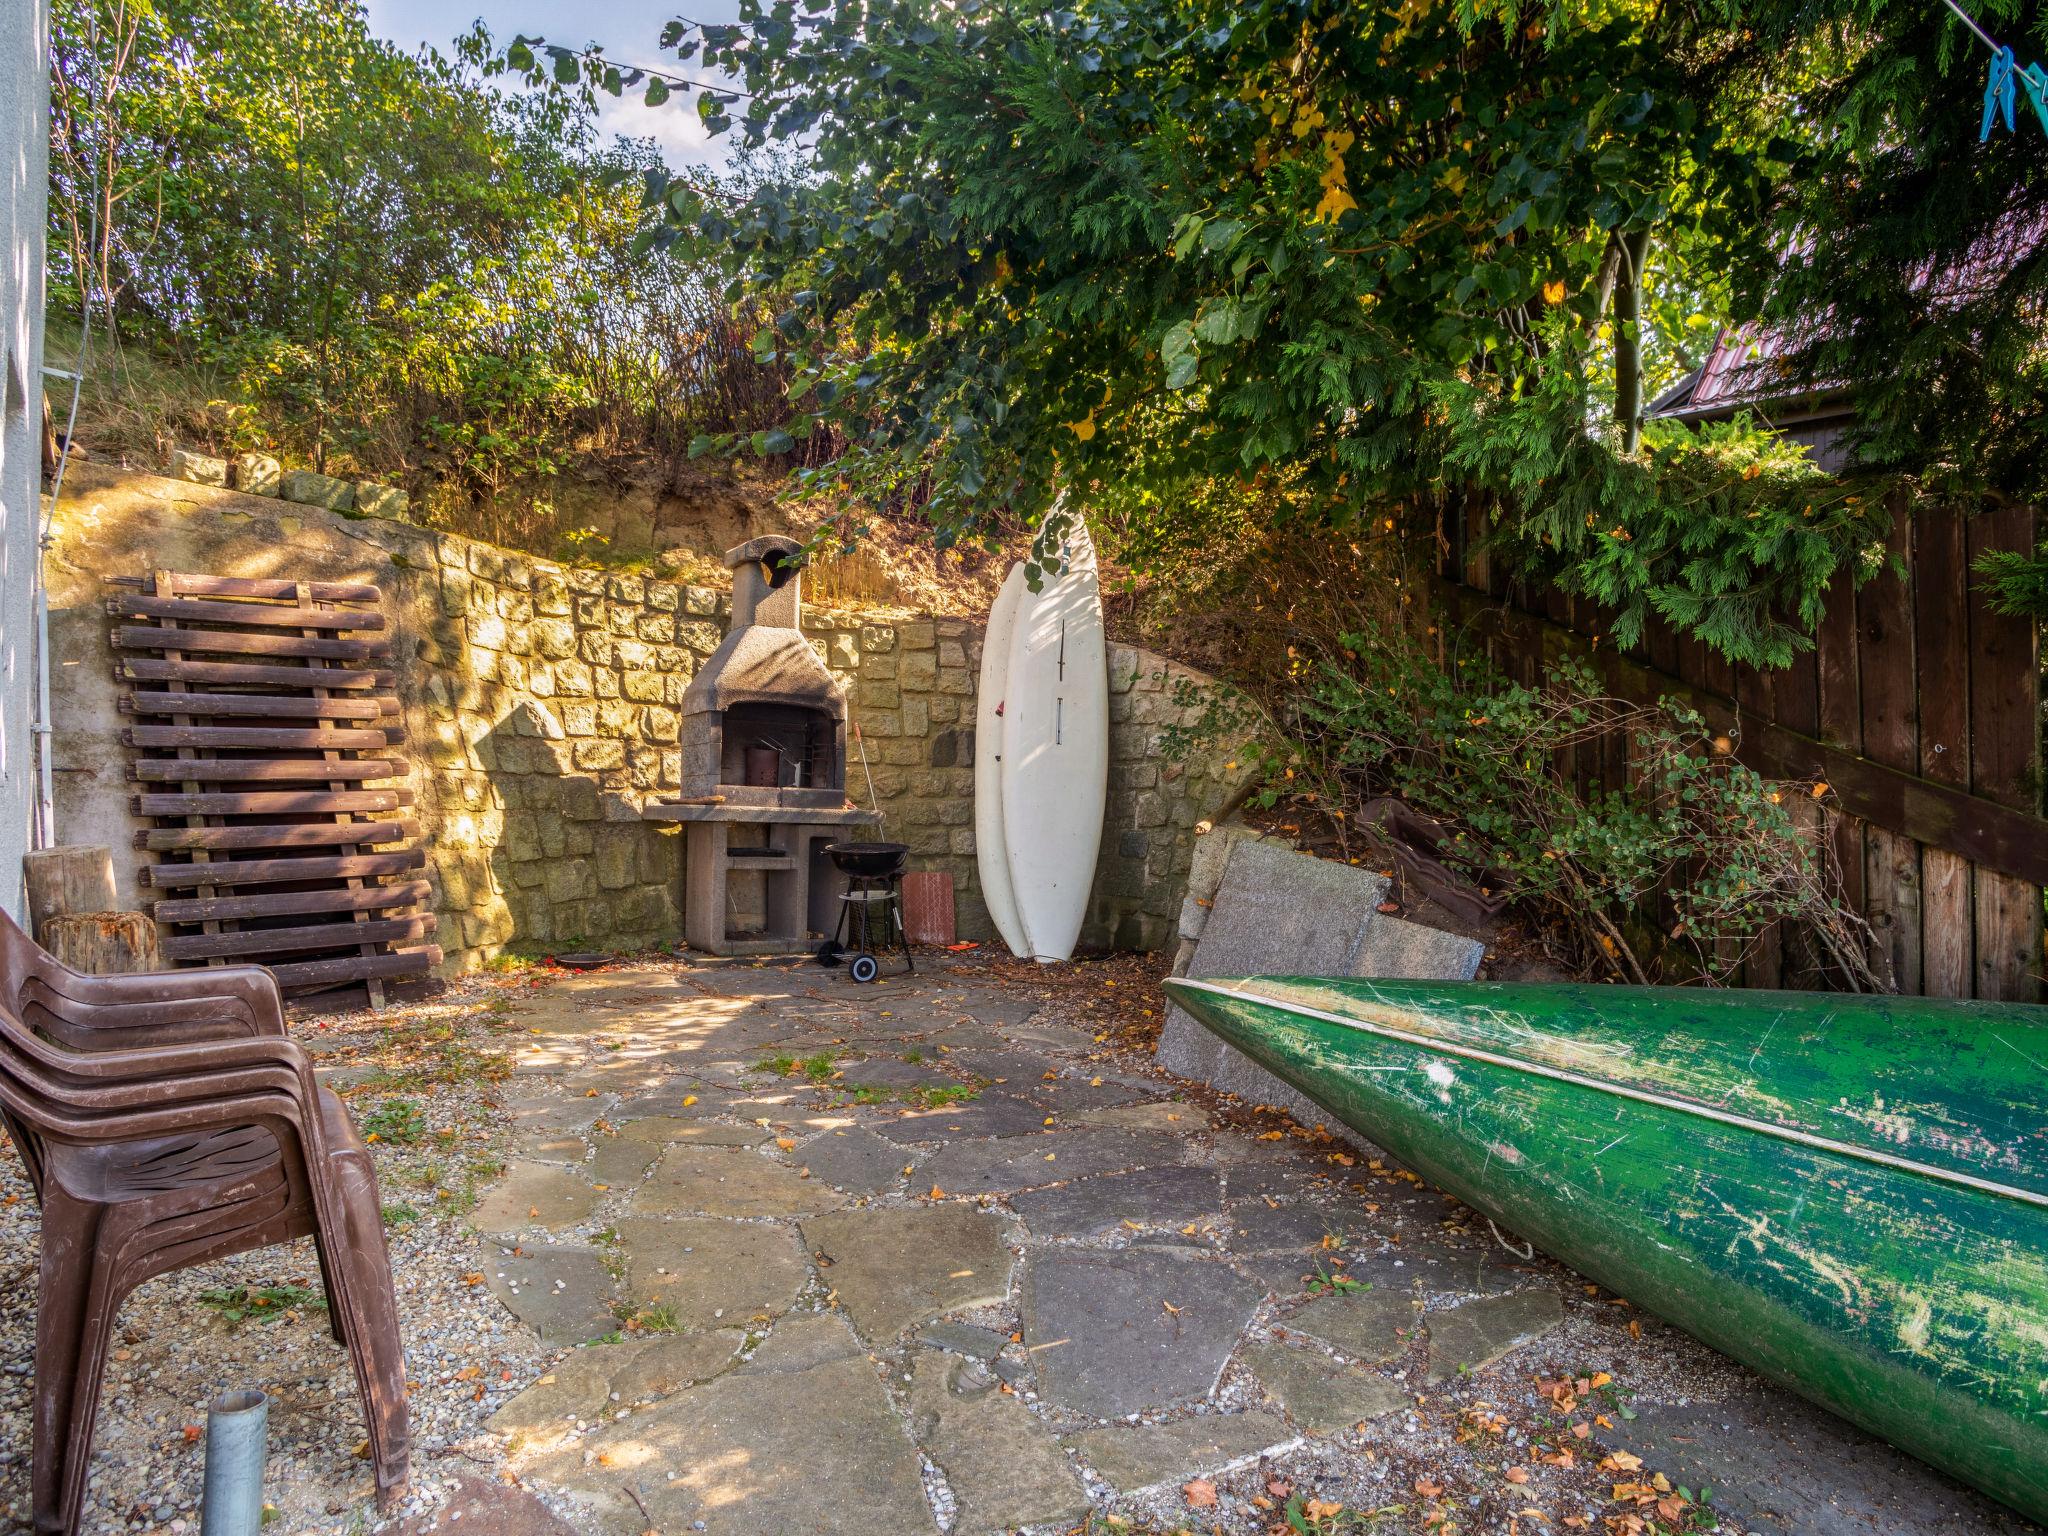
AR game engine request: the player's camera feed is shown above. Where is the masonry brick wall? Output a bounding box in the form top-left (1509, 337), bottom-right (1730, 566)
top-left (46, 464), bottom-right (1257, 972)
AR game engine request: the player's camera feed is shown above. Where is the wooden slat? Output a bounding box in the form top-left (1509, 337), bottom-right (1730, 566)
top-left (108, 594), bottom-right (386, 631)
top-left (163, 913), bottom-right (436, 961)
top-left (127, 724), bottom-right (396, 752)
top-left (152, 879), bottom-right (432, 924)
top-left (114, 625), bottom-right (390, 661)
top-left (138, 820), bottom-right (420, 852)
top-left (109, 572), bottom-right (382, 603)
top-left (1857, 504), bottom-right (1920, 994)
top-left (141, 848), bottom-right (426, 887)
top-left (132, 788), bottom-right (414, 817)
top-left (130, 757), bottom-right (404, 783)
top-left (1913, 505), bottom-right (1975, 998)
top-left (124, 691), bottom-right (397, 720)
top-left (117, 657), bottom-right (393, 690)
top-left (267, 947), bottom-right (440, 989)
top-left (1967, 499), bottom-right (2044, 1000)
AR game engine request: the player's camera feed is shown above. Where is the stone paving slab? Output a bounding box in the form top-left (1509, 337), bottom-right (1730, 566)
top-left (1423, 1287), bottom-right (1564, 1382)
top-left (472, 1163), bottom-right (601, 1235)
top-left (529, 1346), bottom-right (933, 1536)
top-left (865, 1093), bottom-right (1058, 1143)
top-left (628, 1143), bottom-right (847, 1218)
top-left (910, 1351), bottom-right (1091, 1534)
top-left (1011, 1165), bottom-right (1224, 1239)
top-left (801, 1204), bottom-right (1013, 1344)
top-left (489, 1330), bottom-right (742, 1447)
top-left (921, 1128), bottom-right (1187, 1195)
top-left (1072, 1101), bottom-right (1211, 1133)
top-left (613, 1216), bottom-right (808, 1328)
top-left (1068, 1411), bottom-right (1297, 1494)
top-left (482, 1245), bottom-right (619, 1344)
top-left (1022, 1249), bottom-right (1264, 1418)
top-left (1241, 1339), bottom-right (1407, 1433)
top-left (1221, 1199), bottom-right (1376, 1255)
top-left (916, 1321), bottom-right (1011, 1364)
top-left (797, 1125), bottom-right (919, 1194)
top-left (1278, 1288), bottom-right (1422, 1363)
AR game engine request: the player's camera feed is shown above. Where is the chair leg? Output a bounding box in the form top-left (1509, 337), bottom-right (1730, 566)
top-left (322, 1154), bottom-right (410, 1512)
top-left (33, 1192), bottom-right (119, 1536)
top-left (312, 1230), bottom-right (348, 1345)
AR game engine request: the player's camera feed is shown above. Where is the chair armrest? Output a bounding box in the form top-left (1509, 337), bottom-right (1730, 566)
top-left (52, 965), bottom-right (284, 1030)
top-left (25, 964), bottom-right (286, 1049)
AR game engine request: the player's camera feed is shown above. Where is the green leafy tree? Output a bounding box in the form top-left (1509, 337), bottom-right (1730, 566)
top-left (522, 0), bottom-right (2043, 660)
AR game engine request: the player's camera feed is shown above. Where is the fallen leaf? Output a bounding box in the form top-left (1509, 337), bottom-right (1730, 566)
top-left (928, 1184), bottom-right (945, 1200)
top-left (1162, 1300), bottom-right (1182, 1316)
top-left (1183, 1479), bottom-right (1218, 1508)
top-left (682, 1095), bottom-right (698, 1106)
top-left (1415, 1478), bottom-right (1445, 1498)
top-left (1305, 1500), bottom-right (1344, 1520)
top-left (1506, 1466), bottom-right (1530, 1484)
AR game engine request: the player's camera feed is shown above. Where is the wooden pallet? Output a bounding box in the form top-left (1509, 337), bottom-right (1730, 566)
top-left (109, 570), bottom-right (440, 1006)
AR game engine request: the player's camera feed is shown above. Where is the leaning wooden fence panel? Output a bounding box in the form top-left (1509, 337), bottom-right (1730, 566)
top-left (1437, 498), bottom-right (2044, 1002)
top-left (108, 570), bottom-right (441, 1006)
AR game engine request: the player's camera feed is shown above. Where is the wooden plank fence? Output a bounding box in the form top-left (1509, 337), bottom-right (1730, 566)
top-left (1436, 496), bottom-right (2045, 1002)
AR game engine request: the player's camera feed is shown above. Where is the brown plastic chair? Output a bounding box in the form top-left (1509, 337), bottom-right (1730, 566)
top-left (0, 908), bottom-right (409, 1535)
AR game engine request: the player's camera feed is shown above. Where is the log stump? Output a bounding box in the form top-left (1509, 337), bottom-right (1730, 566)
top-left (41, 912), bottom-right (163, 975)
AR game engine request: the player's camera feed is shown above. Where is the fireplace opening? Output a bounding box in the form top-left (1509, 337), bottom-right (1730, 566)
top-left (720, 702), bottom-right (840, 792)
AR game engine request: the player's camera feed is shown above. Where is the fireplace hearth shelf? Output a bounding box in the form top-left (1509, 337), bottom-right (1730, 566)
top-left (641, 536), bottom-right (882, 957)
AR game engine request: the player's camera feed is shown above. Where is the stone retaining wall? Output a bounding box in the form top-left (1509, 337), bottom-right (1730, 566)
top-left (44, 464), bottom-right (1257, 973)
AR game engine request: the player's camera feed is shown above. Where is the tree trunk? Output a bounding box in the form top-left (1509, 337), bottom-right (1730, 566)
top-left (1613, 228), bottom-right (1652, 456)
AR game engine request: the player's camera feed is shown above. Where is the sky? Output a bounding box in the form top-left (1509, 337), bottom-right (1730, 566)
top-left (362, 0), bottom-right (748, 169)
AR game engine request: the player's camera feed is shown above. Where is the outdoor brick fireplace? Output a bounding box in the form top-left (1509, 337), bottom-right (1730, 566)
top-left (644, 536), bottom-right (879, 955)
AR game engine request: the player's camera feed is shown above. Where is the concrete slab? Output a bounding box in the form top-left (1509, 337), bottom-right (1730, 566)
top-left (1157, 838), bottom-right (1483, 1131)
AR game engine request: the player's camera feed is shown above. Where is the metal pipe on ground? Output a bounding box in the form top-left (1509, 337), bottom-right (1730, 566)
top-left (200, 1389), bottom-right (269, 1536)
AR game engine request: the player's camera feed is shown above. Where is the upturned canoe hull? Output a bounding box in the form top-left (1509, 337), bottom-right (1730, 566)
top-left (1161, 975), bottom-right (2048, 1523)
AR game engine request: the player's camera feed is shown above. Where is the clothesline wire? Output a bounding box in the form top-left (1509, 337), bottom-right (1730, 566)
top-left (1943, 0), bottom-right (2003, 54)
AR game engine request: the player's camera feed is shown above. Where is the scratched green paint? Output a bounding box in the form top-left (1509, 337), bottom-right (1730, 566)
top-left (1162, 976), bottom-right (2048, 1524)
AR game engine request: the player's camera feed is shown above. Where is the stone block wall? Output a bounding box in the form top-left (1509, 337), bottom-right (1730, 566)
top-left (44, 464), bottom-right (1257, 972)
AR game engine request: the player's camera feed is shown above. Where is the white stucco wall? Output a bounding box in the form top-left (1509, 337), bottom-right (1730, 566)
top-left (0, 0), bottom-right (50, 919)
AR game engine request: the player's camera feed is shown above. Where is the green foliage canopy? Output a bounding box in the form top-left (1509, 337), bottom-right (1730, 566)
top-left (530, 0), bottom-right (2045, 661)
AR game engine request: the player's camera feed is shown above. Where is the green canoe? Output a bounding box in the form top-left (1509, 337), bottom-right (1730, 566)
top-left (1162, 975), bottom-right (2048, 1523)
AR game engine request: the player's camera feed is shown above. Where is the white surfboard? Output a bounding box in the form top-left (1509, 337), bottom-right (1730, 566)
top-left (1000, 520), bottom-right (1109, 962)
top-left (974, 565), bottom-right (1031, 958)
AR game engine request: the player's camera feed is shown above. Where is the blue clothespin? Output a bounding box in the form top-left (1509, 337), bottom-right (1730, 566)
top-left (2019, 59), bottom-right (2048, 134)
top-left (1983, 43), bottom-right (2017, 139)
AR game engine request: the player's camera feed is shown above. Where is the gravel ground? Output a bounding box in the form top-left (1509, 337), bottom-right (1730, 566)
top-left (0, 972), bottom-right (549, 1536)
